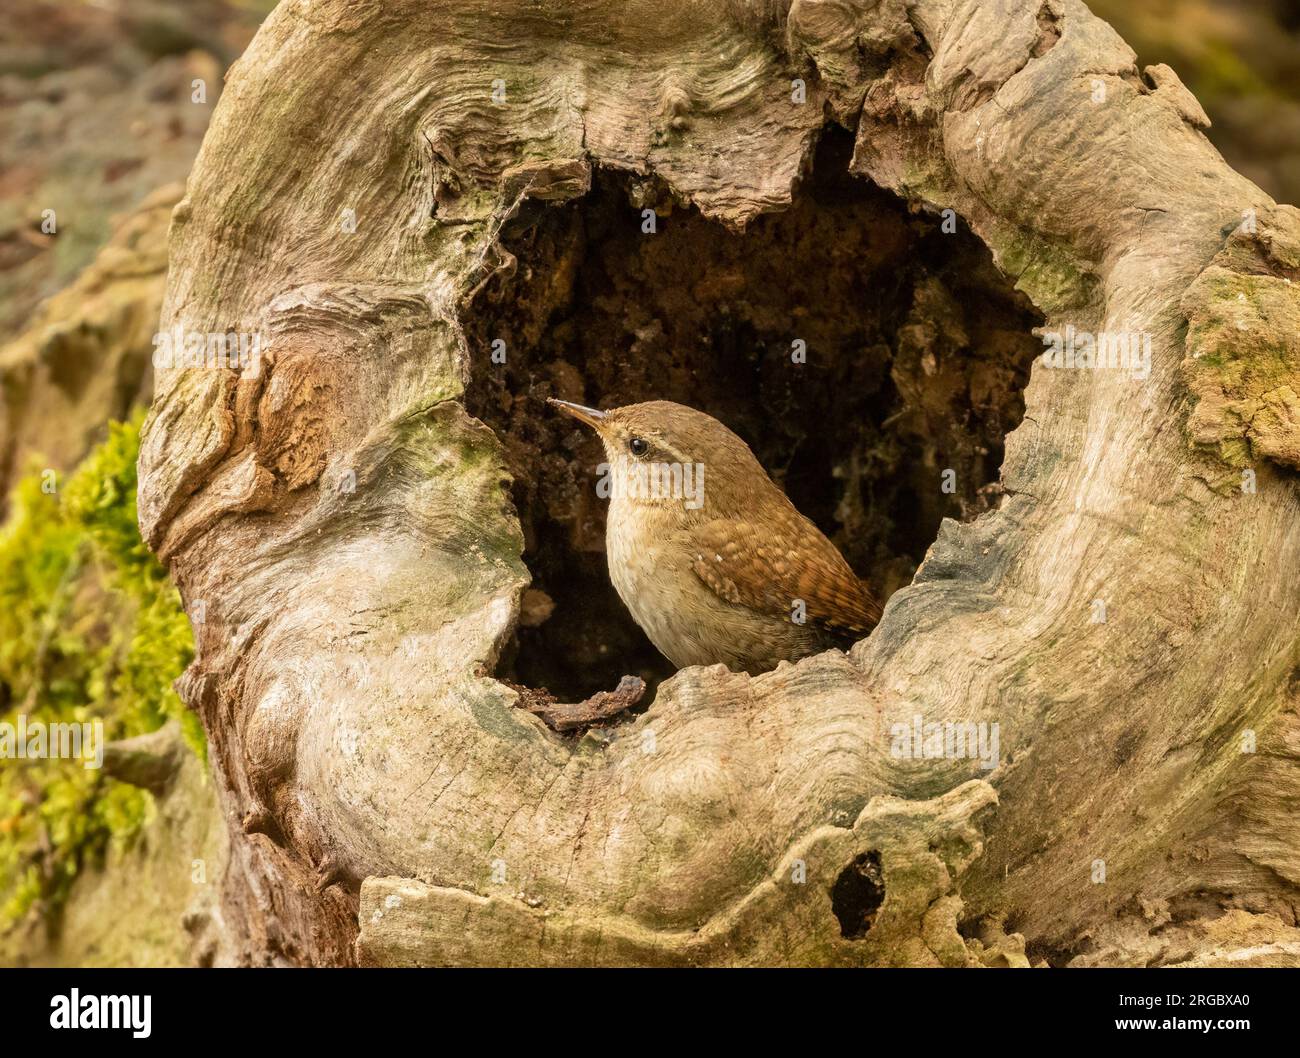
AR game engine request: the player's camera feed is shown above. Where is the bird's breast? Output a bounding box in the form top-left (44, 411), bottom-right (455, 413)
top-left (604, 504), bottom-right (816, 672)
top-left (604, 505), bottom-right (714, 661)
top-left (606, 507), bottom-right (680, 630)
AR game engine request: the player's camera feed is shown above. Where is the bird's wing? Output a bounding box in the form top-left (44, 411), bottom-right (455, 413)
top-left (688, 512), bottom-right (882, 634)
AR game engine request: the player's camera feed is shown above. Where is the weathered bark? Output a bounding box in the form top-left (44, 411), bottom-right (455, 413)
top-left (139, 0), bottom-right (1300, 966)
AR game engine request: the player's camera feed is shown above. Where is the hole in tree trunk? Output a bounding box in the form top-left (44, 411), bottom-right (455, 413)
top-left (465, 125), bottom-right (1043, 705)
top-left (831, 850), bottom-right (886, 938)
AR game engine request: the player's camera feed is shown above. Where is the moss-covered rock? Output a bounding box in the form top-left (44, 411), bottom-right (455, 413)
top-left (1180, 208), bottom-right (1300, 470)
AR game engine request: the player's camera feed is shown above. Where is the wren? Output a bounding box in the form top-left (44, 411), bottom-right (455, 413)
top-left (548, 398), bottom-right (882, 675)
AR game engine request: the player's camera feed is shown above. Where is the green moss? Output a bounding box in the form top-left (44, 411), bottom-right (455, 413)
top-left (1181, 266), bottom-right (1300, 470)
top-left (993, 229), bottom-right (1097, 317)
top-left (0, 410), bottom-right (200, 934)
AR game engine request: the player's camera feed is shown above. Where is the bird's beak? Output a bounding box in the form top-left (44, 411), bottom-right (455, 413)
top-left (547, 398), bottom-right (608, 431)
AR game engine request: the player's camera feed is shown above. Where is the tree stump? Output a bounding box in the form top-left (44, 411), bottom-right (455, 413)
top-left (138, 0), bottom-right (1300, 966)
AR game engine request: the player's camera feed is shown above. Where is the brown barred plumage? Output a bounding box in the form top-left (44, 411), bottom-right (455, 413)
top-left (549, 398), bottom-right (884, 675)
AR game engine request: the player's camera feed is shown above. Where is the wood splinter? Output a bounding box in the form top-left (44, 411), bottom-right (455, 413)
top-left (510, 675), bottom-right (646, 733)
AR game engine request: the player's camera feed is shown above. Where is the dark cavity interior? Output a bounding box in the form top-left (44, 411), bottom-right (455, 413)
top-left (465, 126), bottom-right (1043, 704)
top-left (831, 850), bottom-right (887, 939)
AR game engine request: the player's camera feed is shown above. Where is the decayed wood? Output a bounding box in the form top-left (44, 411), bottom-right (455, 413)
top-left (138, 0), bottom-right (1300, 966)
top-left (509, 675), bottom-right (646, 733)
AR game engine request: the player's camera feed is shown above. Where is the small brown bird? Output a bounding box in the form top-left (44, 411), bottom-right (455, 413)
top-left (549, 398), bottom-right (882, 675)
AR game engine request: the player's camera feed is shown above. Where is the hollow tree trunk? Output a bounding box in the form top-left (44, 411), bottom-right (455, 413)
top-left (138, 0), bottom-right (1300, 967)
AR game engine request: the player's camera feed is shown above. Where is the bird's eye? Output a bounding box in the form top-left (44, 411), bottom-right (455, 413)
top-left (628, 437), bottom-right (650, 458)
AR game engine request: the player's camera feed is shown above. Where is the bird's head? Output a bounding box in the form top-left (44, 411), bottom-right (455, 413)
top-left (547, 398), bottom-right (771, 517)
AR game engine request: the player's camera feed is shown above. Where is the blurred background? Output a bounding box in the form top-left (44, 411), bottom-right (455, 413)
top-left (0, 0), bottom-right (1295, 965)
top-left (1092, 0), bottom-right (1300, 203)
